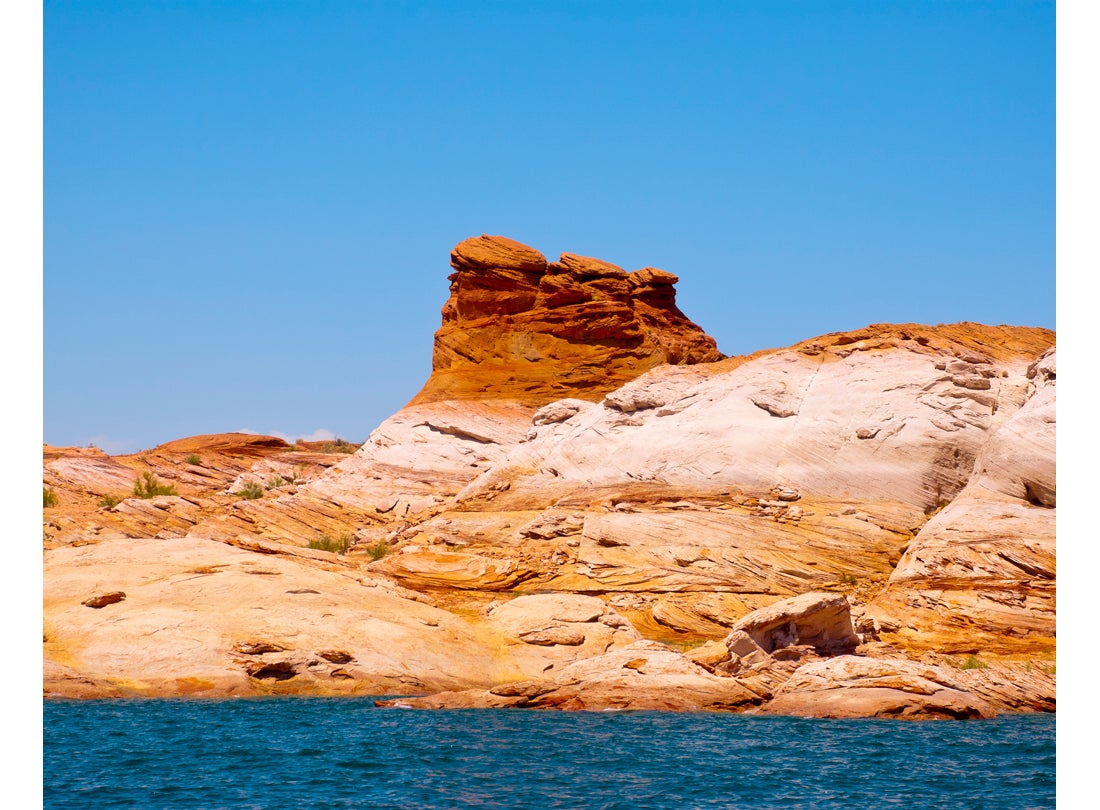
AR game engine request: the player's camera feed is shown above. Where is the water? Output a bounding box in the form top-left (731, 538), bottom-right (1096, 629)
top-left (44, 700), bottom-right (1054, 809)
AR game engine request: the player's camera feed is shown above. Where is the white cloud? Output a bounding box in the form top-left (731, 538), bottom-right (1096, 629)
top-left (292, 428), bottom-right (339, 443)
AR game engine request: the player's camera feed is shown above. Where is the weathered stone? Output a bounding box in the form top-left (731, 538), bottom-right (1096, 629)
top-left (518, 626), bottom-right (586, 646)
top-left (760, 656), bottom-right (997, 719)
top-left (725, 630), bottom-right (768, 659)
top-left (42, 248), bottom-right (1056, 718)
top-left (730, 593), bottom-right (859, 655)
top-left (232, 641), bottom-right (286, 655)
top-left (82, 591), bottom-right (125, 608)
top-left (317, 650), bottom-right (354, 664)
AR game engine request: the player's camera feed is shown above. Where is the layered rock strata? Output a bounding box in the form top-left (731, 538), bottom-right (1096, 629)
top-left (411, 235), bottom-right (724, 405)
top-left (43, 235), bottom-right (1056, 716)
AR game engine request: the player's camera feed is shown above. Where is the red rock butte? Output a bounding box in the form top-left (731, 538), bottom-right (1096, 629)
top-left (409, 235), bottom-right (725, 405)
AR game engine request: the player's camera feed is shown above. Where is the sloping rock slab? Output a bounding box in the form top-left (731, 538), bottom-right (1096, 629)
top-left (376, 641), bottom-right (762, 712)
top-left (370, 550), bottom-right (535, 591)
top-left (759, 656), bottom-right (996, 719)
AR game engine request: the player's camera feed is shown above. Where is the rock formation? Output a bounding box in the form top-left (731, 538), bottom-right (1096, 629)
top-left (411, 235), bottom-right (723, 405)
top-left (42, 235), bottom-right (1056, 717)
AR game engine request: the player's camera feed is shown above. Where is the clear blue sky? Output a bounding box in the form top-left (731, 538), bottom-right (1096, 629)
top-left (44, 0), bottom-right (1055, 453)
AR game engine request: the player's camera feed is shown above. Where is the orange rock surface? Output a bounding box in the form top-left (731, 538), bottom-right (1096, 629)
top-left (42, 234), bottom-right (1056, 715)
top-left (410, 235), bottom-right (724, 405)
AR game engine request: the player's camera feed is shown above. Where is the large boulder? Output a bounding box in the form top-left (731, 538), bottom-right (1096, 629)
top-left (728, 592), bottom-right (859, 655)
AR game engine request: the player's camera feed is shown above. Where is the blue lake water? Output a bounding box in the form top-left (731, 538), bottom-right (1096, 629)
top-left (43, 700), bottom-right (1054, 809)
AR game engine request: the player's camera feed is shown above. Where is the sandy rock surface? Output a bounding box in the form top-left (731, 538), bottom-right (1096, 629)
top-left (758, 656), bottom-right (998, 719)
top-left (43, 235), bottom-right (1056, 717)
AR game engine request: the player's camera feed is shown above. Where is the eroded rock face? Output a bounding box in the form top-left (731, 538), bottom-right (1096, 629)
top-left (865, 348), bottom-right (1057, 653)
top-left (42, 237), bottom-right (1056, 717)
top-left (728, 593), bottom-right (859, 655)
top-left (411, 235), bottom-right (723, 405)
top-left (452, 323), bottom-right (1053, 514)
top-left (43, 535), bottom-right (631, 698)
top-left (759, 656), bottom-right (997, 719)
top-left (376, 641), bottom-right (763, 712)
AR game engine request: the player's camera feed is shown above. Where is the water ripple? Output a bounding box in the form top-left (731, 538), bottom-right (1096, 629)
top-left (44, 700), bottom-right (1054, 809)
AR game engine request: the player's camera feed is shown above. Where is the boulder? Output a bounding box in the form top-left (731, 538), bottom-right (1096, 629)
top-left (729, 592), bottom-right (859, 655)
top-left (82, 591), bottom-right (126, 609)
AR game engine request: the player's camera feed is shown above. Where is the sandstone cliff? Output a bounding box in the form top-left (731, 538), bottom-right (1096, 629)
top-left (42, 235), bottom-right (1056, 717)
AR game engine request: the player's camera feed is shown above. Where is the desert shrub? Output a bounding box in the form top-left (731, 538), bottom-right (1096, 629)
top-left (266, 476), bottom-right (286, 490)
top-left (133, 472), bottom-right (177, 499)
top-left (321, 438), bottom-right (358, 454)
top-left (238, 480), bottom-right (264, 500)
top-left (98, 494), bottom-right (123, 509)
top-left (185, 454), bottom-right (201, 465)
top-left (960, 654), bottom-right (989, 670)
top-left (43, 487), bottom-right (58, 507)
top-left (363, 540), bottom-right (391, 561)
top-left (665, 637), bottom-right (709, 652)
top-left (307, 534), bottom-right (354, 555)
top-left (837, 571), bottom-right (859, 585)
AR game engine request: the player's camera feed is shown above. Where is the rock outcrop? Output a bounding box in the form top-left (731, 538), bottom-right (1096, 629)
top-left (864, 348), bottom-right (1057, 653)
top-left (727, 592), bottom-right (859, 655)
top-left (43, 235), bottom-right (1056, 717)
top-left (376, 640), bottom-right (764, 712)
top-left (411, 235), bottom-right (723, 405)
top-left (759, 656), bottom-right (997, 719)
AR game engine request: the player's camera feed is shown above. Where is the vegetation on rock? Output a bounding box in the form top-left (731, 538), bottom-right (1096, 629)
top-left (238, 481), bottom-right (264, 500)
top-left (132, 472), bottom-right (178, 498)
top-left (321, 438), bottom-right (358, 454)
top-left (307, 534), bottom-right (355, 555)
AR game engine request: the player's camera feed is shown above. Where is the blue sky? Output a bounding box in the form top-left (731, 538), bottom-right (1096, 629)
top-left (44, 0), bottom-right (1055, 453)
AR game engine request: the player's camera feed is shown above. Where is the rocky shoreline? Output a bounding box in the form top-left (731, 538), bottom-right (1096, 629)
top-left (43, 236), bottom-right (1055, 719)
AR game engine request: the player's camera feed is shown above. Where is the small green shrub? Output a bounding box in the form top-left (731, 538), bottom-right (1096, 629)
top-left (307, 534), bottom-right (354, 555)
top-left (363, 540), bottom-right (391, 561)
top-left (133, 472), bottom-right (177, 498)
top-left (43, 487), bottom-right (58, 507)
top-left (321, 438), bottom-right (358, 454)
top-left (266, 476), bottom-right (286, 490)
top-left (837, 571), bottom-right (859, 586)
top-left (98, 494), bottom-right (123, 509)
top-left (960, 654), bottom-right (989, 670)
top-left (665, 637), bottom-right (709, 652)
top-left (185, 454), bottom-right (201, 466)
top-left (238, 480), bottom-right (264, 500)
